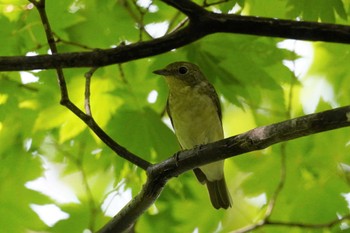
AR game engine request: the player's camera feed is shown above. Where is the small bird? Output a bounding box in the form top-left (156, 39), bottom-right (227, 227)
top-left (153, 61), bottom-right (232, 209)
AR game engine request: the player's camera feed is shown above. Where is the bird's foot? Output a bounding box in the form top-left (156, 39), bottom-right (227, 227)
top-left (173, 151), bottom-right (181, 167)
top-left (194, 144), bottom-right (204, 155)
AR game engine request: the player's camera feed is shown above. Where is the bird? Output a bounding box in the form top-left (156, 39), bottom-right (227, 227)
top-left (153, 61), bottom-right (232, 209)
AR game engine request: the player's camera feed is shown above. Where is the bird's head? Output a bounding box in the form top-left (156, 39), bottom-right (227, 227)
top-left (153, 61), bottom-right (206, 89)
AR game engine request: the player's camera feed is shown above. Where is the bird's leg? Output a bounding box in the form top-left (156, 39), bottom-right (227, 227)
top-left (173, 151), bottom-right (181, 167)
top-left (194, 144), bottom-right (204, 156)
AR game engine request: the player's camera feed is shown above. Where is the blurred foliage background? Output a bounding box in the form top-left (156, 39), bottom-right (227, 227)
top-left (1, 0), bottom-right (350, 232)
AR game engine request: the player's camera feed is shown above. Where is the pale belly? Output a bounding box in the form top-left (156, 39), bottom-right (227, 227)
top-left (168, 88), bottom-right (224, 180)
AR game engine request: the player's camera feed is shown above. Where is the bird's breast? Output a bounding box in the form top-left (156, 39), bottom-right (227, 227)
top-left (168, 85), bottom-right (223, 149)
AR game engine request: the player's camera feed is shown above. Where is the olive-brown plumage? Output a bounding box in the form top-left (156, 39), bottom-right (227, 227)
top-left (153, 61), bottom-right (232, 209)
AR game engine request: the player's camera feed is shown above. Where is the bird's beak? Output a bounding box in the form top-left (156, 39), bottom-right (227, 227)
top-left (153, 68), bottom-right (171, 76)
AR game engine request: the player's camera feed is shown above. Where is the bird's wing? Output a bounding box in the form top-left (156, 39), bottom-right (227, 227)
top-left (166, 97), bottom-right (184, 151)
top-left (166, 97), bottom-right (175, 128)
top-left (200, 81), bottom-right (222, 122)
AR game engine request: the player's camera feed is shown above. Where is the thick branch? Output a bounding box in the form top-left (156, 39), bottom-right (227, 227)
top-left (99, 105), bottom-right (350, 232)
top-left (163, 105), bottom-right (350, 177)
top-left (1, 1), bottom-right (350, 71)
top-left (97, 171), bottom-right (168, 233)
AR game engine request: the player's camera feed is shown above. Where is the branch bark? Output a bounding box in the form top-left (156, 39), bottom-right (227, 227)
top-left (27, 0), bottom-right (152, 171)
top-left (4, 1), bottom-right (350, 232)
top-left (98, 105), bottom-right (350, 233)
top-left (1, 0), bottom-right (350, 71)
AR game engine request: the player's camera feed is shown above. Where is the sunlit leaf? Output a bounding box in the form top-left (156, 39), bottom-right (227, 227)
top-left (1, 0), bottom-right (350, 232)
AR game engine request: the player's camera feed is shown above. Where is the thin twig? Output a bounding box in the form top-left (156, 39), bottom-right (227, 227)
top-left (233, 221), bottom-right (265, 233)
top-left (131, 0), bottom-right (153, 40)
top-left (29, 0), bottom-right (151, 170)
top-left (84, 67), bottom-right (98, 116)
top-left (265, 55), bottom-right (297, 218)
top-left (53, 32), bottom-right (95, 50)
top-left (166, 11), bottom-right (183, 34)
top-left (28, 0), bottom-right (69, 103)
top-left (236, 66), bottom-right (295, 232)
top-left (121, 0), bottom-right (153, 40)
top-left (0, 75), bottom-right (39, 92)
top-left (17, 2), bottom-right (350, 232)
top-left (169, 17), bottom-right (189, 33)
top-left (234, 214), bottom-right (350, 233)
top-left (265, 144), bottom-right (286, 218)
top-left (265, 214), bottom-right (350, 229)
top-left (63, 101), bottom-right (152, 169)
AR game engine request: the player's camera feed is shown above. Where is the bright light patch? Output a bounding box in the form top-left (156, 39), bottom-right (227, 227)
top-left (300, 77), bottom-right (338, 114)
top-left (24, 138), bottom-right (32, 151)
top-left (25, 158), bottom-right (80, 204)
top-left (26, 3), bottom-right (34, 10)
top-left (228, 3), bottom-right (242, 14)
top-left (4, 4), bottom-right (15, 13)
top-left (137, 0), bottom-right (158, 12)
top-left (148, 5), bottom-right (158, 13)
top-left (277, 40), bottom-right (314, 78)
top-left (147, 90), bottom-right (158, 103)
top-left (26, 51), bottom-right (38, 57)
top-left (338, 213), bottom-right (350, 230)
top-left (137, 0), bottom-right (151, 8)
top-left (145, 22), bottom-right (169, 38)
top-left (20, 71), bottom-right (39, 84)
top-left (212, 7), bottom-right (221, 13)
top-left (163, 118), bottom-right (174, 132)
top-left (0, 94), bottom-right (8, 104)
top-left (69, 0), bottom-right (85, 13)
top-left (342, 193), bottom-right (350, 210)
top-left (278, 40), bottom-right (339, 113)
top-left (91, 148), bottom-right (102, 154)
top-left (339, 163), bottom-right (350, 172)
top-left (30, 204), bottom-right (69, 227)
top-left (101, 184), bottom-right (132, 216)
top-left (247, 193), bottom-right (267, 207)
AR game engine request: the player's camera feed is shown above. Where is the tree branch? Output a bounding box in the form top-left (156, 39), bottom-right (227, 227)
top-left (1, 0), bottom-right (350, 71)
top-left (28, 0), bottom-right (151, 171)
top-left (5, 1), bottom-right (350, 232)
top-left (233, 214), bottom-right (350, 233)
top-left (62, 101), bottom-right (152, 170)
top-left (98, 105), bottom-right (350, 232)
top-left (266, 215), bottom-right (350, 229)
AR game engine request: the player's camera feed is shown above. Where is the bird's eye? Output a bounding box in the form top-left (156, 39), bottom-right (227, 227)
top-left (178, 66), bottom-right (188, 74)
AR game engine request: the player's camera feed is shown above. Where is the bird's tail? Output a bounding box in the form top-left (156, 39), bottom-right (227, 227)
top-left (206, 178), bottom-right (232, 209)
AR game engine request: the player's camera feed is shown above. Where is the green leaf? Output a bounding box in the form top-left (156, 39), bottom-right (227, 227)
top-left (107, 105), bottom-right (179, 162)
top-left (286, 0), bottom-right (348, 23)
top-left (2, 1), bottom-right (350, 232)
top-left (0, 147), bottom-right (49, 232)
top-left (0, 16), bottom-right (25, 55)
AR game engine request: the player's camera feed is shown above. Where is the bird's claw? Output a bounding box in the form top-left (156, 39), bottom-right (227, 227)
top-left (173, 151), bottom-right (181, 167)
